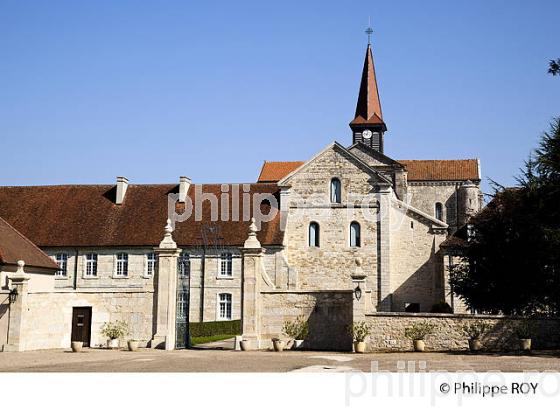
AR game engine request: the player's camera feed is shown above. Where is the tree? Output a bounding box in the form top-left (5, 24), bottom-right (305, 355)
top-left (450, 118), bottom-right (560, 315)
top-left (549, 59), bottom-right (560, 76)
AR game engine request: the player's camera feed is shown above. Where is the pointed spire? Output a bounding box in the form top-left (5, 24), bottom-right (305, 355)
top-left (350, 43), bottom-right (386, 130)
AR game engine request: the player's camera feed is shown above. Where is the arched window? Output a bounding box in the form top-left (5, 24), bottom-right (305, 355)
top-left (309, 222), bottom-right (320, 247)
top-left (330, 178), bottom-right (341, 203)
top-left (350, 221), bottom-right (361, 247)
top-left (435, 202), bottom-right (443, 221)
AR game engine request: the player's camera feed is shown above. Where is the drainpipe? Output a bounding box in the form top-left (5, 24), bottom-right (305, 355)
top-left (73, 249), bottom-right (79, 290)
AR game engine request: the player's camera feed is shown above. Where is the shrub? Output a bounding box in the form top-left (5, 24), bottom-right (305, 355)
top-left (404, 322), bottom-right (436, 340)
top-left (462, 320), bottom-right (490, 340)
top-left (514, 320), bottom-right (535, 339)
top-left (188, 320), bottom-right (241, 337)
top-left (430, 301), bottom-right (453, 313)
top-left (347, 321), bottom-right (372, 342)
top-left (282, 316), bottom-right (309, 340)
top-left (101, 320), bottom-right (128, 340)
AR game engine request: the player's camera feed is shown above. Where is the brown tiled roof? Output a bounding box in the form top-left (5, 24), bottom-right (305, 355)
top-left (399, 159), bottom-right (480, 182)
top-left (257, 161), bottom-right (304, 183)
top-left (257, 159), bottom-right (479, 183)
top-left (0, 216), bottom-right (59, 270)
top-left (0, 184), bottom-right (284, 248)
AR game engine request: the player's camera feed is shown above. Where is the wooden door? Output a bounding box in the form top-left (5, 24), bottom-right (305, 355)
top-left (71, 307), bottom-right (92, 347)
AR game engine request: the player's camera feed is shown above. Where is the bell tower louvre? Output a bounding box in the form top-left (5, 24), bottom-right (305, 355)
top-left (350, 28), bottom-right (387, 153)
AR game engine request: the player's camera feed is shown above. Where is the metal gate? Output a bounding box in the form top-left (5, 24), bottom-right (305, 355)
top-left (176, 253), bottom-right (191, 349)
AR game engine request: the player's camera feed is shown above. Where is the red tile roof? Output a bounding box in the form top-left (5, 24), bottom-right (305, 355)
top-left (399, 159), bottom-right (480, 182)
top-left (0, 184), bottom-right (284, 248)
top-left (0, 216), bottom-right (59, 270)
top-left (258, 161), bottom-right (304, 183)
top-left (257, 159), bottom-right (479, 183)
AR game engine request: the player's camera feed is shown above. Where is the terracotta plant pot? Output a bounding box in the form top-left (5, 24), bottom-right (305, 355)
top-left (469, 339), bottom-right (482, 352)
top-left (272, 339), bottom-right (285, 352)
top-left (240, 340), bottom-right (249, 351)
top-left (292, 340), bottom-right (304, 350)
top-left (107, 338), bottom-right (120, 349)
top-left (413, 340), bottom-right (425, 352)
top-left (520, 338), bottom-right (532, 352)
top-left (127, 340), bottom-right (139, 352)
top-left (71, 341), bottom-right (83, 353)
top-left (354, 341), bottom-right (366, 353)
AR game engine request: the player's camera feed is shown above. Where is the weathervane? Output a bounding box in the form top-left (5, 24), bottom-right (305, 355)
top-left (365, 17), bottom-right (373, 45)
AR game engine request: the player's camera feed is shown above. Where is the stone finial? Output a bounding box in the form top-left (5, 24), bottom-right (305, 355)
top-left (158, 218), bottom-right (177, 249)
top-left (16, 260), bottom-right (25, 274)
top-left (243, 217), bottom-right (261, 249)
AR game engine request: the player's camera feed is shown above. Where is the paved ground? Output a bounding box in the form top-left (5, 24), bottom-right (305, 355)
top-left (1, 348), bottom-right (560, 372)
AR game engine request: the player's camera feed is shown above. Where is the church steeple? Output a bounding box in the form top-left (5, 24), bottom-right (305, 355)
top-left (350, 29), bottom-right (387, 153)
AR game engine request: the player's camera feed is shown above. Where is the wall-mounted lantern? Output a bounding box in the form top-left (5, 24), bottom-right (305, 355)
top-left (9, 287), bottom-right (18, 304)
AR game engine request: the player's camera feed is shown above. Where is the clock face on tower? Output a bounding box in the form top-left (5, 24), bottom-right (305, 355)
top-left (362, 129), bottom-right (373, 139)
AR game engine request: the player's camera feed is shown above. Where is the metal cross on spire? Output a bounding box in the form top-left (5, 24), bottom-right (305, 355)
top-left (365, 27), bottom-right (373, 45)
top-left (365, 17), bottom-right (373, 45)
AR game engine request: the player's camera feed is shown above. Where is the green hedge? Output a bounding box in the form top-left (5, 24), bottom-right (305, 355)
top-left (189, 320), bottom-right (241, 337)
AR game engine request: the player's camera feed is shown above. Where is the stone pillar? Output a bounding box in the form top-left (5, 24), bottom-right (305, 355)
top-left (241, 218), bottom-right (263, 349)
top-left (351, 258), bottom-right (367, 322)
top-left (376, 185), bottom-right (392, 311)
top-left (4, 261), bottom-right (30, 352)
top-left (151, 219), bottom-right (181, 350)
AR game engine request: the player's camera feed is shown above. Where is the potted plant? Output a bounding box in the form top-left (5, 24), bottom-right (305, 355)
top-left (127, 339), bottom-right (140, 352)
top-left (515, 320), bottom-right (534, 352)
top-left (462, 320), bottom-right (490, 352)
top-left (101, 320), bottom-right (128, 349)
top-left (404, 322), bottom-right (436, 352)
top-left (282, 316), bottom-right (309, 350)
top-left (347, 321), bottom-right (372, 353)
top-left (272, 337), bottom-right (285, 352)
top-left (71, 341), bottom-right (83, 353)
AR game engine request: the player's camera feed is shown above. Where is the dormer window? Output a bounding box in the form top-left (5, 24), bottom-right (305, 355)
top-left (330, 178), bottom-right (341, 203)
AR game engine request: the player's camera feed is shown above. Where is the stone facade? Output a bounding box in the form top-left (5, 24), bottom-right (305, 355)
top-left (363, 313), bottom-right (560, 352)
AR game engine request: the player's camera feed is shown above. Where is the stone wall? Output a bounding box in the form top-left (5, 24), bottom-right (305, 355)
top-left (22, 290), bottom-right (154, 351)
top-left (260, 290), bottom-right (353, 351)
top-left (364, 313), bottom-right (560, 352)
top-left (0, 292), bottom-right (8, 349)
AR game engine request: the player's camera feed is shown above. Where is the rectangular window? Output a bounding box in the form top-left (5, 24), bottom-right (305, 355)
top-left (218, 293), bottom-right (232, 320)
top-left (116, 253), bottom-right (128, 277)
top-left (55, 253), bottom-right (68, 277)
top-left (219, 252), bottom-right (233, 277)
top-left (85, 253), bottom-right (98, 277)
top-left (146, 252), bottom-right (157, 276)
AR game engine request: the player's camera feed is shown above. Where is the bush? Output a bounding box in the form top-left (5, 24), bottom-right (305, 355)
top-left (101, 320), bottom-right (128, 340)
top-left (282, 316), bottom-right (309, 340)
top-left (462, 320), bottom-right (490, 340)
top-left (188, 320), bottom-right (241, 337)
top-left (404, 322), bottom-right (436, 340)
top-left (347, 321), bottom-right (372, 342)
top-left (514, 320), bottom-right (535, 339)
top-left (430, 301), bottom-right (453, 313)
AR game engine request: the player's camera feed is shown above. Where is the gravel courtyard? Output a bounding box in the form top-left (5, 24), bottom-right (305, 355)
top-left (1, 348), bottom-right (560, 372)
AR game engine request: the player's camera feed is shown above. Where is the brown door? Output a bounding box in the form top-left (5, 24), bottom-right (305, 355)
top-left (71, 307), bottom-right (92, 347)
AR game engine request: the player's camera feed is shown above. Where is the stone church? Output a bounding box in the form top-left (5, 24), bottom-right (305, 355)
top-left (0, 41), bottom-right (481, 352)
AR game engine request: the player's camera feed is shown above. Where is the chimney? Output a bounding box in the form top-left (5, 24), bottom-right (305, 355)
top-left (116, 176), bottom-right (129, 205)
top-left (179, 176), bottom-right (191, 203)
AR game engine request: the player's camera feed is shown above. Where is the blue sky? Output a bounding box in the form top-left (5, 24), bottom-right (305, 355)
top-left (0, 1), bottom-right (558, 194)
